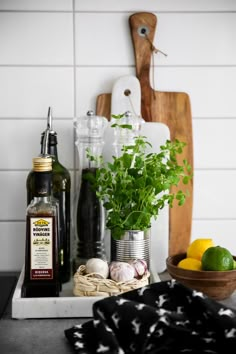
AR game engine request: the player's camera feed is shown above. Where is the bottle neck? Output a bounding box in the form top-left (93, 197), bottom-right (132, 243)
top-left (41, 144), bottom-right (58, 160)
top-left (34, 171), bottom-right (52, 197)
top-left (40, 131), bottom-right (59, 160)
top-left (33, 196), bottom-right (52, 203)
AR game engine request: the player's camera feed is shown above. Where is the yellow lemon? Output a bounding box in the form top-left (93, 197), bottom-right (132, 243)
top-left (177, 257), bottom-right (202, 271)
top-left (187, 238), bottom-right (214, 261)
top-left (202, 246), bottom-right (234, 271)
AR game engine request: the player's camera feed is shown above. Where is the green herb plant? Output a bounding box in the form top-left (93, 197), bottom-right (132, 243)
top-left (86, 114), bottom-right (192, 240)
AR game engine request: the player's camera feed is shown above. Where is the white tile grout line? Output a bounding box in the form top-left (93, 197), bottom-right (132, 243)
top-left (1, 217), bottom-right (236, 223)
top-left (0, 116), bottom-right (236, 120)
top-left (0, 10), bottom-right (235, 14)
top-left (1, 167), bottom-right (236, 172)
top-left (0, 117), bottom-right (74, 120)
top-left (0, 65), bottom-right (236, 68)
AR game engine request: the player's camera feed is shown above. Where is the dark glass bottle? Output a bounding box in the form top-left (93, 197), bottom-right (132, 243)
top-left (22, 157), bottom-right (60, 297)
top-left (27, 111), bottom-right (71, 283)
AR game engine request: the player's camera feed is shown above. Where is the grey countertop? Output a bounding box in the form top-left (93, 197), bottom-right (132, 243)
top-left (0, 272), bottom-right (87, 354)
top-left (0, 318), bottom-right (86, 354)
top-left (1, 271), bottom-right (236, 354)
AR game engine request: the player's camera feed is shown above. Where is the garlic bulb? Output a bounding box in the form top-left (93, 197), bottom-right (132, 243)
top-left (85, 258), bottom-right (109, 279)
top-left (109, 261), bottom-right (135, 282)
top-left (128, 259), bottom-right (147, 278)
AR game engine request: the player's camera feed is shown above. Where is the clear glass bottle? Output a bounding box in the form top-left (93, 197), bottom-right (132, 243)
top-left (22, 157), bottom-right (60, 297)
top-left (26, 108), bottom-right (71, 283)
top-left (73, 110), bottom-right (108, 270)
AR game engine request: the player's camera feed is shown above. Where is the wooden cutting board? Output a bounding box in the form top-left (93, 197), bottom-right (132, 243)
top-left (96, 12), bottom-right (193, 256)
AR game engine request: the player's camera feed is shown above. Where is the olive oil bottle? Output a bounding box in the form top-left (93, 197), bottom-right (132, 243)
top-left (27, 108), bottom-right (71, 283)
top-left (22, 157), bottom-right (60, 297)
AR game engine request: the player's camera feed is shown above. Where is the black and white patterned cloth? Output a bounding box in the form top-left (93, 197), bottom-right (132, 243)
top-left (65, 280), bottom-right (236, 353)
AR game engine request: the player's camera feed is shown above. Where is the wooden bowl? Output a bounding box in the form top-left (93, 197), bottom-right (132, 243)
top-left (166, 253), bottom-right (236, 300)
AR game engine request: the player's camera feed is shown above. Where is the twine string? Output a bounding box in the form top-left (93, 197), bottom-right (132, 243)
top-left (124, 89), bottom-right (140, 118)
top-left (144, 33), bottom-right (168, 99)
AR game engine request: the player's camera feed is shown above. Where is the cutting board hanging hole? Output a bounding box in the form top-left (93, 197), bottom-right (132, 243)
top-left (124, 89), bottom-right (131, 96)
top-left (138, 25), bottom-right (150, 37)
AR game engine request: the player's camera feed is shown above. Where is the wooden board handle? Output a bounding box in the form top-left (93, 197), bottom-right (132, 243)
top-left (129, 12), bottom-right (157, 87)
top-left (129, 12), bottom-right (159, 122)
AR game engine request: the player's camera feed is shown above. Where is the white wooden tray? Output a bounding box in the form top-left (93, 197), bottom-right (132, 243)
top-left (12, 266), bottom-right (161, 319)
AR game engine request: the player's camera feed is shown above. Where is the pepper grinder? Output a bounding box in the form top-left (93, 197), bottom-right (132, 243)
top-left (73, 110), bottom-right (108, 270)
top-left (111, 110), bottom-right (144, 157)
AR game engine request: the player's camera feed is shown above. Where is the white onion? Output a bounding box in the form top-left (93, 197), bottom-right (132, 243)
top-left (85, 258), bottom-right (109, 279)
top-left (109, 261), bottom-right (135, 282)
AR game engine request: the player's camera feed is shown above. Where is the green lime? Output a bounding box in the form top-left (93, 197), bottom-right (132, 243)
top-left (233, 260), bottom-right (236, 270)
top-left (202, 246), bottom-right (234, 271)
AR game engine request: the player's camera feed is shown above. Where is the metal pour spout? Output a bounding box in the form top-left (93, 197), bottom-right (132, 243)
top-left (42, 106), bottom-right (53, 156)
top-left (47, 106), bottom-right (52, 130)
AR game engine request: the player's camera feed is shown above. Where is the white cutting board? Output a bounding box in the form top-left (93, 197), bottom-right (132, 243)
top-left (111, 75), bottom-right (141, 116)
top-left (102, 75), bottom-right (170, 273)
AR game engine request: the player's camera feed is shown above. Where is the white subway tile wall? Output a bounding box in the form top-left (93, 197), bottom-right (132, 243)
top-left (76, 12), bottom-right (236, 66)
top-left (0, 13), bottom-right (73, 65)
top-left (0, 0), bottom-right (235, 270)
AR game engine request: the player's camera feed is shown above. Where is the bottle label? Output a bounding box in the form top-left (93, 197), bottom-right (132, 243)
top-left (30, 217), bottom-right (53, 280)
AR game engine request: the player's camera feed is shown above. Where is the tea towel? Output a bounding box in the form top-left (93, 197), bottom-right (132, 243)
top-left (65, 280), bottom-right (236, 353)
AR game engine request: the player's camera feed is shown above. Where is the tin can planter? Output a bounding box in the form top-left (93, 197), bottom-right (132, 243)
top-left (110, 229), bottom-right (151, 268)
